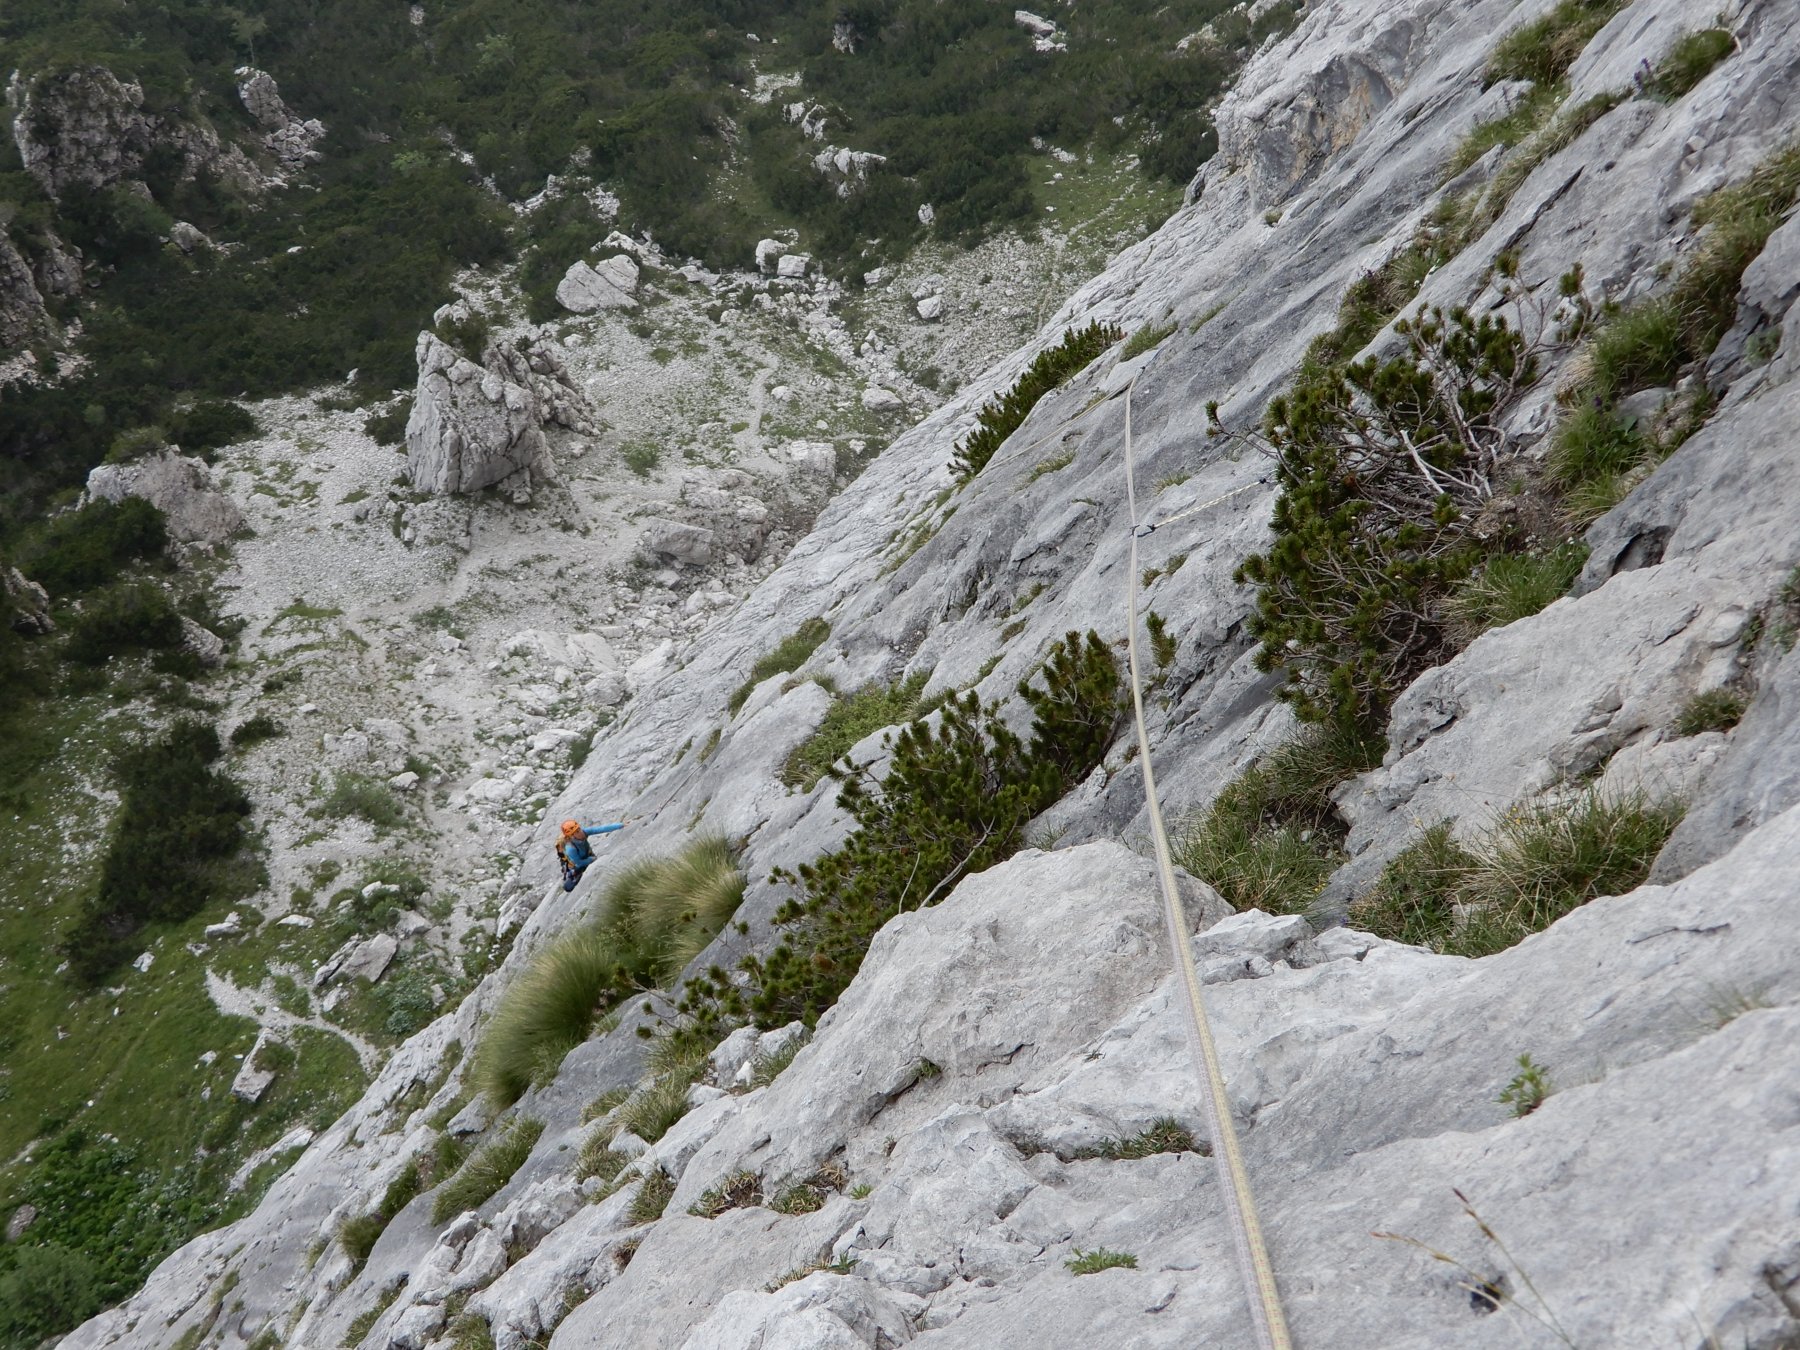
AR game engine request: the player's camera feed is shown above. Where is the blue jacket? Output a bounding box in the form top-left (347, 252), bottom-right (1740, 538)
top-left (563, 823), bottom-right (622, 870)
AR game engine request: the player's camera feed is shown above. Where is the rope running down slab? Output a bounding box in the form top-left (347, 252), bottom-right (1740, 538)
top-left (1120, 376), bottom-right (1293, 1350)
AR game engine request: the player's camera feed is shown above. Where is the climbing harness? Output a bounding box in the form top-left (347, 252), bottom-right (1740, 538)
top-left (1120, 376), bottom-right (1293, 1350)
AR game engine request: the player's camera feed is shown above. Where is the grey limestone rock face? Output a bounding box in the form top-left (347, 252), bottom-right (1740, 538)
top-left (84, 449), bottom-right (246, 545)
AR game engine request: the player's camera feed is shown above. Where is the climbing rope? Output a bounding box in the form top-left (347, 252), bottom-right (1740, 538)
top-left (1120, 376), bottom-right (1293, 1350)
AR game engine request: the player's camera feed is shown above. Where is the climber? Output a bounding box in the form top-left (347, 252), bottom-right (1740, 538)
top-left (557, 818), bottom-right (624, 892)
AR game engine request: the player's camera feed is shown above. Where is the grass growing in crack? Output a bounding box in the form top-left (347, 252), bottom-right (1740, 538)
top-left (625, 1168), bottom-right (675, 1225)
top-left (429, 1118), bottom-right (545, 1224)
top-left (1072, 1118), bottom-right (1204, 1161)
top-left (615, 1073), bottom-right (693, 1145)
top-left (1065, 1248), bottom-right (1138, 1275)
top-left (1445, 543), bottom-right (1589, 638)
top-left (781, 672), bottom-right (932, 791)
top-left (1173, 725), bottom-right (1384, 915)
top-left (766, 1256), bottom-right (858, 1291)
top-left (1351, 792), bottom-right (1683, 955)
top-left (1643, 28), bottom-right (1735, 101)
top-left (474, 837), bottom-right (746, 1106)
top-left (688, 1171), bottom-right (763, 1218)
top-left (576, 1129), bottom-right (631, 1187)
top-left (769, 1162), bottom-right (848, 1216)
top-left (1026, 449), bottom-right (1077, 483)
top-left (1498, 1054), bottom-right (1554, 1117)
top-left (727, 618), bottom-right (831, 715)
top-left (342, 1279), bottom-right (404, 1346)
top-left (1673, 688), bottom-right (1747, 737)
top-left (1121, 321), bottom-right (1178, 361)
top-left (1486, 0), bottom-right (1627, 85)
top-left (746, 1032), bottom-right (808, 1089)
top-left (1548, 140), bottom-right (1800, 518)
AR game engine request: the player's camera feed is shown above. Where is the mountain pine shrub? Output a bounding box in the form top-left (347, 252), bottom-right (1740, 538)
top-left (61, 722), bottom-right (254, 985)
top-left (952, 322), bottom-right (1124, 484)
top-left (679, 631), bottom-right (1121, 1036)
top-left (1221, 303), bottom-right (1566, 729)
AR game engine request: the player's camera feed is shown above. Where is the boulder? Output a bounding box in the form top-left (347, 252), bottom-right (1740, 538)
top-left (639, 519), bottom-right (715, 568)
top-left (339, 934), bottom-right (399, 984)
top-left (860, 386), bottom-right (902, 412)
top-left (755, 239), bottom-right (788, 274)
top-left (85, 450), bottom-right (244, 545)
top-left (168, 221), bottom-right (210, 254)
top-left (404, 333), bottom-right (557, 496)
top-left (231, 1034), bottom-right (277, 1104)
top-left (179, 617), bottom-right (226, 668)
top-left (916, 294), bottom-right (944, 322)
top-left (4, 568), bottom-right (54, 636)
top-left (555, 256), bottom-right (639, 313)
top-left (776, 253), bottom-right (811, 280)
top-left (4, 1205), bottom-right (37, 1243)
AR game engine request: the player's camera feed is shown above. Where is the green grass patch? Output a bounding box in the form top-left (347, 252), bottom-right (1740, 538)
top-left (1025, 449), bottom-right (1077, 483)
top-left (474, 837), bottom-right (746, 1106)
top-left (688, 1171), bottom-right (763, 1219)
top-left (229, 713), bottom-right (283, 748)
top-left (1121, 321), bottom-right (1178, 361)
top-left (319, 773), bottom-right (405, 830)
top-left (1673, 688), bottom-right (1747, 737)
top-left (429, 1117), bottom-right (544, 1224)
top-left (621, 441), bottom-right (661, 477)
top-left (625, 1168), bottom-right (675, 1226)
top-left (1173, 724), bottom-right (1383, 916)
top-left (1446, 81), bottom-right (1564, 180)
top-left (1446, 542), bottom-right (1589, 637)
top-left (727, 618), bottom-right (832, 715)
top-left (1643, 28), bottom-right (1734, 100)
top-left (1350, 791), bottom-right (1683, 955)
top-left (1066, 1248), bottom-right (1138, 1275)
top-left (1486, 0), bottom-right (1628, 85)
top-left (1072, 1118), bottom-right (1202, 1160)
top-left (781, 672), bottom-right (932, 791)
top-left (1547, 140), bottom-right (1800, 518)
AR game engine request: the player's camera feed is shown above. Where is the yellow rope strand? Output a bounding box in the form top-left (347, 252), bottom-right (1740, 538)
top-left (1120, 376), bottom-right (1293, 1350)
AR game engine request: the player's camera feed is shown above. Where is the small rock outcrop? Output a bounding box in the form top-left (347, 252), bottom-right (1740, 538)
top-left (7, 65), bottom-right (260, 201)
top-left (4, 567), bottom-right (54, 635)
top-left (405, 333), bottom-right (594, 496)
top-left (84, 450), bottom-right (245, 545)
top-left (234, 67), bottom-right (326, 173)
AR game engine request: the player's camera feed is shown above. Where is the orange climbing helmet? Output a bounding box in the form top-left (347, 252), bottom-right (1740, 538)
top-left (560, 819), bottom-right (582, 839)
